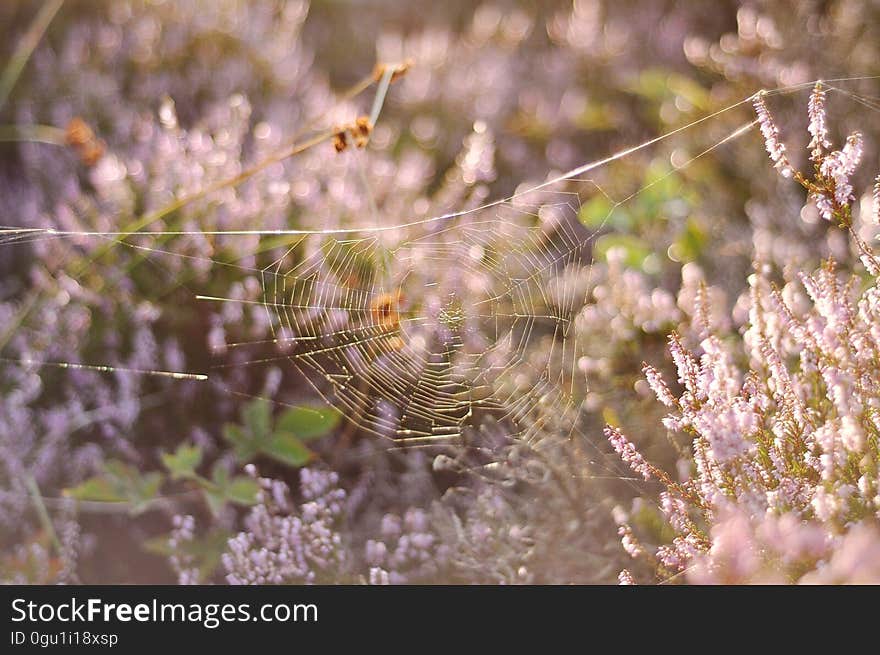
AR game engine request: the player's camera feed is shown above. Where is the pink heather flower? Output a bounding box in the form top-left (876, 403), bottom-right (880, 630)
top-left (811, 190), bottom-right (836, 222)
top-left (839, 415), bottom-right (865, 452)
top-left (756, 513), bottom-right (829, 565)
top-left (840, 132), bottom-right (864, 172)
top-left (617, 569), bottom-right (635, 585)
top-left (659, 491), bottom-right (689, 532)
top-left (642, 363), bottom-right (676, 408)
top-left (807, 82), bottom-right (831, 162)
top-left (695, 511), bottom-right (761, 583)
top-left (604, 426), bottom-right (653, 480)
top-left (800, 523), bottom-right (880, 584)
top-left (810, 486), bottom-right (839, 522)
top-left (617, 522), bottom-right (645, 558)
top-left (668, 333), bottom-right (701, 401)
top-left (656, 544), bottom-right (685, 571)
top-left (753, 91), bottom-right (793, 178)
top-left (692, 400), bottom-right (758, 464)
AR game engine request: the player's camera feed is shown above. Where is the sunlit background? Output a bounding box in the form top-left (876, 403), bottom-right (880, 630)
top-left (1, 1), bottom-right (879, 584)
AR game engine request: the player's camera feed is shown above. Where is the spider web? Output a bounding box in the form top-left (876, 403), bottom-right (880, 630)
top-left (201, 191), bottom-right (593, 445)
top-left (2, 76), bottom-right (878, 454)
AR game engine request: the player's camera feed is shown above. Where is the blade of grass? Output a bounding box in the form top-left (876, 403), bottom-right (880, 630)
top-left (0, 123), bottom-right (66, 145)
top-left (0, 0), bottom-right (65, 112)
top-left (24, 474), bottom-right (64, 556)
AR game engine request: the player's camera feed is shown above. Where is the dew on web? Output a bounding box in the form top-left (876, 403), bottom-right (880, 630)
top-left (208, 192), bottom-right (597, 446)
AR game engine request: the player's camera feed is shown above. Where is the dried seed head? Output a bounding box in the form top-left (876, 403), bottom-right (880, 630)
top-left (78, 139), bottom-right (106, 167)
top-left (65, 117), bottom-right (95, 147)
top-left (353, 116), bottom-right (372, 148)
top-left (373, 59), bottom-right (413, 83)
top-left (65, 117), bottom-right (104, 166)
top-left (355, 116), bottom-right (372, 137)
top-left (332, 130), bottom-right (348, 153)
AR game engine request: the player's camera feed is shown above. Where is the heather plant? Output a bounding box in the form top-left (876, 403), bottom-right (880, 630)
top-left (222, 467), bottom-right (347, 585)
top-left (607, 87), bottom-right (880, 584)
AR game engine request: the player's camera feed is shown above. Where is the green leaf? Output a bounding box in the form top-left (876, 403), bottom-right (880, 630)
top-left (263, 432), bottom-right (314, 467)
top-left (225, 477), bottom-right (260, 505)
top-left (223, 423), bottom-right (260, 462)
top-left (64, 476), bottom-right (126, 504)
top-left (210, 461), bottom-right (229, 488)
top-left (276, 406), bottom-right (340, 441)
top-left (199, 464), bottom-right (259, 512)
top-left (242, 398), bottom-right (271, 440)
top-left (64, 461), bottom-right (162, 515)
top-left (161, 443), bottom-right (202, 480)
top-left (203, 488), bottom-right (226, 517)
top-left (125, 472), bottom-right (163, 513)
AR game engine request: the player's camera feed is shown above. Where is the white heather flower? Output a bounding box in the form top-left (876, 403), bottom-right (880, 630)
top-left (693, 401), bottom-right (758, 464)
top-left (753, 91), bottom-right (793, 178)
top-left (841, 132), bottom-right (864, 173)
top-left (839, 416), bottom-right (865, 452)
top-left (812, 191), bottom-right (836, 222)
top-left (820, 132), bottom-right (864, 207)
top-left (617, 522), bottom-right (644, 558)
top-left (642, 363), bottom-right (676, 407)
top-left (369, 567), bottom-right (390, 585)
top-left (698, 336), bottom-right (741, 401)
top-left (660, 491), bottom-right (689, 532)
top-left (668, 333), bottom-right (701, 401)
top-left (811, 486), bottom-right (839, 522)
top-left (807, 81), bottom-right (831, 163)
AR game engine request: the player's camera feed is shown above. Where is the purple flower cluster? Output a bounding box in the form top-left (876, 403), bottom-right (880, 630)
top-left (365, 509), bottom-right (449, 585)
top-left (168, 515), bottom-right (199, 585)
top-left (222, 468), bottom-right (347, 584)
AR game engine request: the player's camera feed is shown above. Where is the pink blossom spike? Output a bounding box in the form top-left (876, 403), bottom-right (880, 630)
top-left (605, 425), bottom-right (653, 480)
top-left (807, 81), bottom-right (831, 163)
